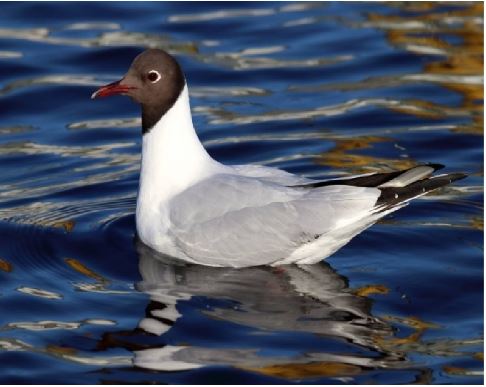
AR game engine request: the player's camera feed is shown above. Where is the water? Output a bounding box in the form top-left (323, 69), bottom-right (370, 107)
top-left (0, 1), bottom-right (483, 384)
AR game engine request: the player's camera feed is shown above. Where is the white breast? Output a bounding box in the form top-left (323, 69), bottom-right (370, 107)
top-left (135, 85), bottom-right (227, 255)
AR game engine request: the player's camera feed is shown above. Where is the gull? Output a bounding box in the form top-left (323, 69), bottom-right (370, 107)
top-left (92, 49), bottom-right (466, 267)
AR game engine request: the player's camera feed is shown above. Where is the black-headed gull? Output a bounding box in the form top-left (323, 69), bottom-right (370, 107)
top-left (92, 49), bottom-right (466, 267)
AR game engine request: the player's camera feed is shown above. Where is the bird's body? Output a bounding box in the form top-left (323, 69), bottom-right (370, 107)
top-left (92, 49), bottom-right (466, 268)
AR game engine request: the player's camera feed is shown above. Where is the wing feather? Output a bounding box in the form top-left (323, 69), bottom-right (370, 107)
top-left (167, 174), bottom-right (380, 267)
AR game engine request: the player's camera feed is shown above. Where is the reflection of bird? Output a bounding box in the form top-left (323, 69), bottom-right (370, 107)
top-left (92, 49), bottom-right (466, 267)
top-left (131, 241), bottom-right (399, 372)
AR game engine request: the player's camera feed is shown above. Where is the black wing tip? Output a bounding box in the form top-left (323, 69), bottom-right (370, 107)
top-left (424, 163), bottom-right (445, 171)
top-left (442, 172), bottom-right (468, 182)
top-left (376, 171), bottom-right (468, 208)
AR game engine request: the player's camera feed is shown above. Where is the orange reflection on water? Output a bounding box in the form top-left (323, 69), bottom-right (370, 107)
top-left (315, 136), bottom-right (416, 173)
top-left (369, 2), bottom-right (483, 134)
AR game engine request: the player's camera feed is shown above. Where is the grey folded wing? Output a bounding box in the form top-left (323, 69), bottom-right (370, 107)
top-left (167, 174), bottom-right (380, 267)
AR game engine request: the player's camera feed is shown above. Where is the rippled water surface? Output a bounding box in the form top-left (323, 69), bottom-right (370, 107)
top-left (0, 1), bottom-right (483, 384)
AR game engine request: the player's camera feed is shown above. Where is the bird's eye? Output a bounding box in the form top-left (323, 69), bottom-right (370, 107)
top-left (147, 70), bottom-right (161, 83)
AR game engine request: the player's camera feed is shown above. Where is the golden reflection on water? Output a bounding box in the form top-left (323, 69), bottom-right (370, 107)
top-left (367, 1), bottom-right (483, 135)
top-left (470, 216), bottom-right (483, 231)
top-left (65, 258), bottom-right (107, 282)
top-left (51, 219), bottom-right (75, 233)
top-left (65, 257), bottom-right (132, 295)
top-left (312, 1), bottom-right (483, 185)
top-left (315, 135), bottom-right (416, 173)
top-left (243, 361), bottom-right (362, 380)
top-left (354, 283), bottom-right (389, 297)
top-left (0, 258), bottom-right (13, 272)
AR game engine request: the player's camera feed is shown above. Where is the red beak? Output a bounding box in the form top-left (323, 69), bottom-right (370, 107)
top-left (91, 79), bottom-right (136, 99)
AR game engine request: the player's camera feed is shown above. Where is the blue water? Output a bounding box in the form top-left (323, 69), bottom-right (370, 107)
top-left (0, 1), bottom-right (483, 384)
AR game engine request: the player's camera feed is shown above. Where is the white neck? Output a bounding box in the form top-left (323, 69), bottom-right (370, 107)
top-left (137, 85), bottom-right (222, 208)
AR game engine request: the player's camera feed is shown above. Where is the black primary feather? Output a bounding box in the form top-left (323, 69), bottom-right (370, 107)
top-left (376, 172), bottom-right (467, 208)
top-left (290, 164), bottom-right (466, 209)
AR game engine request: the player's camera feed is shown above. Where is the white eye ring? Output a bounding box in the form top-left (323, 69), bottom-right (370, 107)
top-left (147, 70), bottom-right (161, 83)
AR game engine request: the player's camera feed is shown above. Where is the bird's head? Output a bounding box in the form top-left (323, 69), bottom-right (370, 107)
top-left (92, 49), bottom-right (186, 132)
